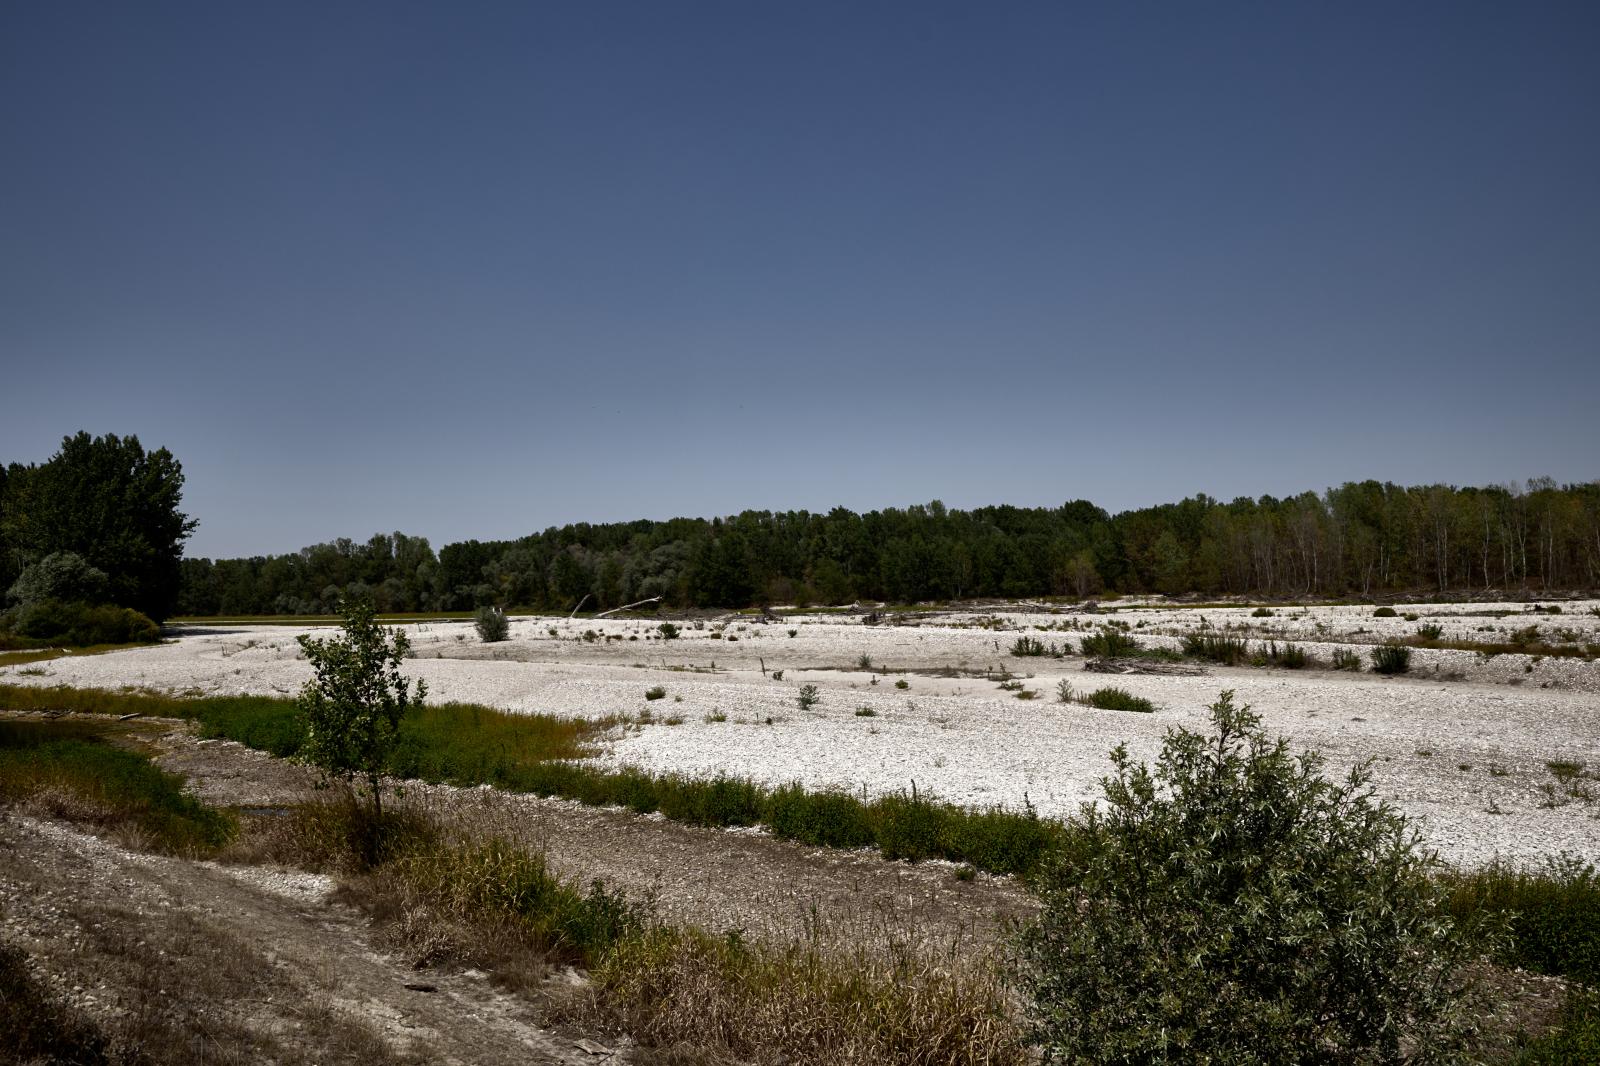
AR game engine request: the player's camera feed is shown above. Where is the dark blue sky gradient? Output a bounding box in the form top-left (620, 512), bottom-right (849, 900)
top-left (4, 2), bottom-right (1596, 557)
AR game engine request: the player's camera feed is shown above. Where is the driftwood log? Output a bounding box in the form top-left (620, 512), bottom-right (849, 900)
top-left (595, 596), bottom-right (662, 619)
top-left (1084, 656), bottom-right (1207, 676)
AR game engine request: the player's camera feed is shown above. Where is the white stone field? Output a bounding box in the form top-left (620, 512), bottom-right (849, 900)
top-left (7, 599), bottom-right (1598, 870)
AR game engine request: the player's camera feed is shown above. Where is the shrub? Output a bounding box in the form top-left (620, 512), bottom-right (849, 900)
top-left (1055, 679), bottom-right (1074, 704)
top-left (894, 678), bottom-right (909, 689)
top-left (1332, 648), bottom-right (1363, 671)
top-left (1082, 687), bottom-right (1154, 713)
top-left (296, 598), bottom-right (426, 853)
top-left (1079, 628), bottom-right (1140, 657)
top-left (1264, 640), bottom-right (1309, 669)
top-left (1251, 606), bottom-right (1274, 617)
top-left (1373, 606), bottom-right (1398, 618)
top-left (796, 684), bottom-right (820, 710)
top-left (1181, 632), bottom-right (1249, 664)
top-left (1011, 636), bottom-right (1047, 657)
top-left (857, 654), bottom-right (873, 670)
top-left (4, 599), bottom-right (160, 646)
top-left (657, 622), bottom-right (679, 640)
top-left (1371, 643), bottom-right (1412, 675)
top-left (1010, 691), bottom-right (1500, 1063)
top-left (474, 605), bottom-right (509, 642)
top-left (5, 552), bottom-right (108, 606)
top-left (644, 686), bottom-right (667, 701)
top-left (1416, 623), bottom-right (1444, 641)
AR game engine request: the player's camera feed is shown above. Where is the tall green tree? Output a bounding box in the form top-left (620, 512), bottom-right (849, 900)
top-left (2, 432), bottom-right (195, 620)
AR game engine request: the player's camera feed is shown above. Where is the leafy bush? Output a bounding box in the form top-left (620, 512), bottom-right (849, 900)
top-left (3, 599), bottom-right (160, 646)
top-left (797, 684), bottom-right (820, 710)
top-left (1055, 679), bottom-right (1074, 704)
top-left (1011, 636), bottom-right (1047, 657)
top-left (5, 551), bottom-right (108, 606)
top-left (1416, 623), bottom-right (1444, 641)
top-left (1010, 691), bottom-right (1499, 1063)
top-left (1373, 606), bottom-right (1398, 618)
top-left (1181, 632), bottom-right (1249, 664)
top-left (644, 686), bottom-right (667, 701)
top-left (1078, 628), bottom-right (1140, 657)
top-left (1082, 687), bottom-right (1154, 713)
top-left (474, 605), bottom-right (509, 642)
top-left (657, 622), bottom-right (680, 640)
top-left (1251, 606), bottom-right (1274, 617)
top-left (1371, 643), bottom-right (1412, 674)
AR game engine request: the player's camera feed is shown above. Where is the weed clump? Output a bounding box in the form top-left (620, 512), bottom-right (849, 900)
top-left (1371, 643), bottom-right (1412, 675)
top-left (1082, 687), bottom-right (1154, 713)
top-left (1181, 632), bottom-right (1249, 665)
top-left (1078, 628), bottom-right (1140, 657)
top-left (1011, 636), bottom-right (1047, 657)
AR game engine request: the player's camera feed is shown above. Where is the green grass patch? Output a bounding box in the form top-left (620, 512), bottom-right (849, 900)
top-left (1180, 633), bottom-right (1250, 665)
top-left (0, 719), bottom-right (236, 853)
top-left (2, 684), bottom-right (1058, 877)
top-left (1443, 857), bottom-right (1600, 985)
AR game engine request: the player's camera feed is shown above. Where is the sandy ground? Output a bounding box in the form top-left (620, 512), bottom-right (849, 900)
top-left (6, 599), bottom-right (1598, 869)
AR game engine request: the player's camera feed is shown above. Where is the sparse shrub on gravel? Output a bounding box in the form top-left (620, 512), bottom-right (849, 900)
top-left (1009, 690), bottom-right (1503, 1064)
top-left (473, 605), bottom-right (509, 642)
top-left (1011, 636), bottom-right (1046, 657)
top-left (1181, 632), bottom-right (1249, 664)
top-left (1251, 606), bottom-right (1275, 617)
top-left (657, 622), bottom-right (679, 639)
top-left (1416, 623), bottom-right (1445, 641)
top-left (1078, 628), bottom-right (1139, 657)
top-left (1371, 643), bottom-right (1412, 674)
top-left (1081, 687), bottom-right (1154, 713)
top-left (797, 684), bottom-right (821, 710)
top-left (644, 686), bottom-right (666, 701)
top-left (1263, 640), bottom-right (1309, 669)
top-left (1373, 606), bottom-right (1398, 618)
top-left (1332, 648), bottom-right (1363, 671)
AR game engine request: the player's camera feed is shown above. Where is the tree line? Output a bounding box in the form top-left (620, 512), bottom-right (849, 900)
top-left (174, 479), bottom-right (1600, 616)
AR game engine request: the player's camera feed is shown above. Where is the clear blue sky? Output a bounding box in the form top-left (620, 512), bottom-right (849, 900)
top-left (4, 2), bottom-right (1596, 559)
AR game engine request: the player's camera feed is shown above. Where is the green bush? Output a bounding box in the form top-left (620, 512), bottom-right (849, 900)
top-left (1373, 606), bottom-right (1398, 618)
top-left (1082, 687), bottom-right (1154, 713)
top-left (1332, 648), bottom-right (1363, 671)
top-left (5, 552), bottom-right (109, 607)
top-left (796, 684), bottom-right (820, 710)
top-left (1263, 640), bottom-right (1309, 669)
top-left (1010, 691), bottom-right (1500, 1063)
top-left (644, 686), bottom-right (667, 701)
top-left (3, 599), bottom-right (160, 646)
top-left (1371, 643), bottom-right (1412, 674)
top-left (1079, 628), bottom-right (1140, 657)
top-left (1416, 623), bottom-right (1444, 641)
top-left (474, 605), bottom-right (509, 642)
top-left (1251, 606), bottom-right (1274, 617)
top-left (1011, 635), bottom-right (1047, 657)
top-left (657, 622), bottom-right (680, 640)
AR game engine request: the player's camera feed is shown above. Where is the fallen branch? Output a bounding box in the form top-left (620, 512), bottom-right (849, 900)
top-left (568, 594), bottom-right (592, 620)
top-left (1084, 656), bottom-right (1207, 676)
top-left (595, 596), bottom-right (662, 619)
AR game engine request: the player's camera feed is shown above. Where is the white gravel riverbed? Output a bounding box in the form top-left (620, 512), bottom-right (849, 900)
top-left (6, 599), bottom-right (1597, 870)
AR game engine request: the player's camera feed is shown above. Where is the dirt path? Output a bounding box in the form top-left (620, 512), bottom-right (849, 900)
top-left (154, 724), bottom-right (1039, 955)
top-left (0, 812), bottom-right (619, 1064)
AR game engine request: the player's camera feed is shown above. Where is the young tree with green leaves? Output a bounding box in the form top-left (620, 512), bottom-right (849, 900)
top-left (295, 598), bottom-right (426, 828)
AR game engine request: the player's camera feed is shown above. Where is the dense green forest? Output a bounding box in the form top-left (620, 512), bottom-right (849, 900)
top-left (174, 480), bottom-right (1600, 616)
top-left (2, 432), bottom-right (193, 642)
